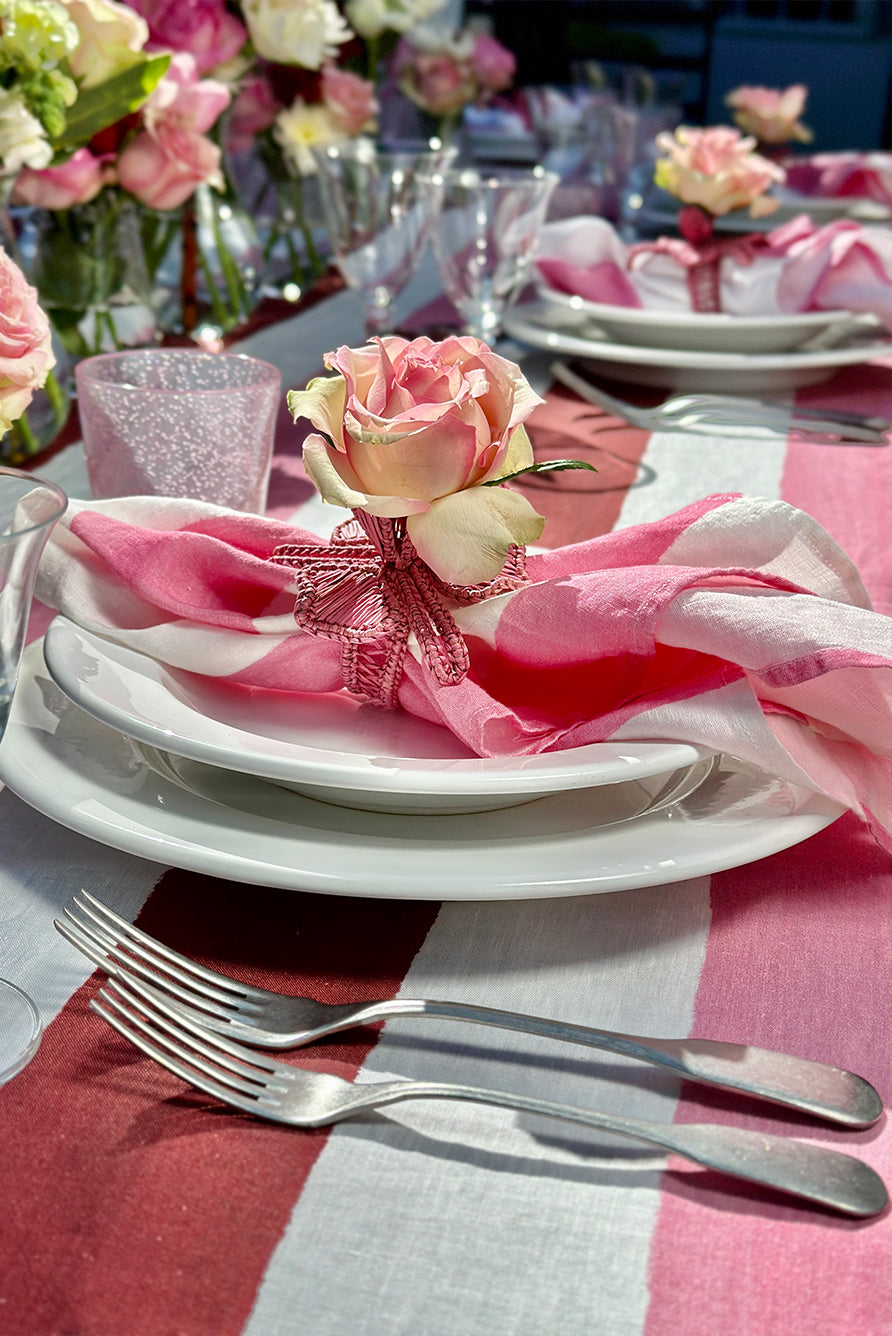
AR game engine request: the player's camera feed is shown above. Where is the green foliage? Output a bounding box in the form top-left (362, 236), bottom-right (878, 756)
top-left (55, 53), bottom-right (170, 150)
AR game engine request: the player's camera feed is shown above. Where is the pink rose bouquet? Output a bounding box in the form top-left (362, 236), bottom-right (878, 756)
top-left (724, 84), bottom-right (812, 147)
top-left (0, 249), bottom-right (55, 440)
top-left (289, 335), bottom-right (546, 585)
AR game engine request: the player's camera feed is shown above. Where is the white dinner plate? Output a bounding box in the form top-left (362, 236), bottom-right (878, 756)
top-left (43, 617), bottom-right (708, 815)
top-left (637, 190), bottom-right (890, 237)
top-left (502, 303), bottom-right (892, 393)
top-left (0, 642), bottom-right (844, 901)
top-left (533, 283), bottom-right (857, 354)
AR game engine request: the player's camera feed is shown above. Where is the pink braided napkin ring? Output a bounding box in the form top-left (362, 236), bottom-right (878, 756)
top-left (271, 510), bottom-right (529, 709)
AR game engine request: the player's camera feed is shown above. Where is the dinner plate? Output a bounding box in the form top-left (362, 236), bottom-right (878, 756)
top-left (0, 642), bottom-right (844, 901)
top-left (43, 617), bottom-right (708, 815)
top-left (637, 190), bottom-right (891, 237)
top-left (502, 304), bottom-right (892, 393)
top-left (533, 283), bottom-right (857, 354)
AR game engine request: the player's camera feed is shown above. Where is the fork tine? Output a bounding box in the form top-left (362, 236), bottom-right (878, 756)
top-left (76, 891), bottom-right (255, 1000)
top-left (59, 907), bottom-right (243, 1022)
top-left (91, 994), bottom-right (267, 1117)
top-left (98, 976), bottom-right (282, 1092)
top-left (70, 892), bottom-right (252, 1005)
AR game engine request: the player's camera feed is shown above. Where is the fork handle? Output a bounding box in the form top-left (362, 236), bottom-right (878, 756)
top-left (331, 1077), bottom-right (887, 1218)
top-left (314, 998), bottom-right (882, 1129)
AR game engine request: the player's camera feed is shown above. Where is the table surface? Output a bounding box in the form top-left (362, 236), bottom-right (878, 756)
top-left (1, 263), bottom-right (891, 1336)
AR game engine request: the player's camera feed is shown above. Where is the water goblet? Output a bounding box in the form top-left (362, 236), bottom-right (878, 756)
top-left (422, 166), bottom-right (558, 343)
top-left (311, 139), bottom-right (455, 338)
top-left (0, 466), bottom-right (68, 1084)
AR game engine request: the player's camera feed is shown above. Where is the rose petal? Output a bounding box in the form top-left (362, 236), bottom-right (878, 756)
top-left (407, 485), bottom-right (545, 584)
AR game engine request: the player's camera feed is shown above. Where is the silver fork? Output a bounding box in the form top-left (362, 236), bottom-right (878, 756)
top-left (91, 975), bottom-right (888, 1219)
top-left (56, 891), bottom-right (883, 1129)
top-left (551, 362), bottom-right (891, 444)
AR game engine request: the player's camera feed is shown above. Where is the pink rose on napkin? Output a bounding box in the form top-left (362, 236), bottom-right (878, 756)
top-left (654, 125), bottom-right (785, 218)
top-left (724, 84), bottom-right (812, 145)
top-left (288, 335), bottom-right (546, 585)
top-left (0, 249), bottom-right (55, 436)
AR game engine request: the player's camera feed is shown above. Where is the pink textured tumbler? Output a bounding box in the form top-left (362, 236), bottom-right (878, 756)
top-left (75, 349), bottom-right (282, 513)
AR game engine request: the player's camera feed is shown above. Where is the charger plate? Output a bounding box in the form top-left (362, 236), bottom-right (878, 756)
top-left (43, 617), bottom-right (708, 815)
top-left (0, 641), bottom-right (843, 901)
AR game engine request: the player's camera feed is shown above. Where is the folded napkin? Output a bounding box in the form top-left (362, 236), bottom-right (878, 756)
top-left (783, 152), bottom-right (892, 208)
top-left (535, 213), bottom-right (892, 329)
top-left (33, 491), bottom-right (892, 851)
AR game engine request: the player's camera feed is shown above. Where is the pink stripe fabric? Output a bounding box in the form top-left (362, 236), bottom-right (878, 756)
top-left (645, 364), bottom-right (892, 1336)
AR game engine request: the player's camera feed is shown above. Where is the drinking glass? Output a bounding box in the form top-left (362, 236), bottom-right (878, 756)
top-left (311, 139), bottom-right (455, 338)
top-left (0, 467), bottom-right (68, 1084)
top-left (76, 349), bottom-right (281, 512)
top-left (422, 167), bottom-right (558, 343)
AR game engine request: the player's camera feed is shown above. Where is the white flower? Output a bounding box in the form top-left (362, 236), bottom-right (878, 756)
top-left (59, 0), bottom-right (149, 89)
top-left (242, 0), bottom-right (351, 69)
top-left (345, 0), bottom-right (447, 40)
top-left (274, 98), bottom-right (346, 176)
top-left (0, 89), bottom-right (52, 174)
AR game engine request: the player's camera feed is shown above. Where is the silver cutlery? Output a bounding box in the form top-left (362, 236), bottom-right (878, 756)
top-left (90, 974), bottom-right (888, 1219)
top-left (552, 362), bottom-right (891, 444)
top-left (56, 891), bottom-right (883, 1129)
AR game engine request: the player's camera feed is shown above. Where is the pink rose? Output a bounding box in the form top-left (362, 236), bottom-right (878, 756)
top-left (470, 33), bottom-right (515, 93)
top-left (725, 84), bottom-right (812, 146)
top-left (225, 74), bottom-right (279, 154)
top-left (288, 335), bottom-right (546, 584)
top-left (0, 250), bottom-right (55, 436)
top-left (126, 0), bottom-right (248, 76)
top-left (118, 52), bottom-right (230, 209)
top-left (400, 51), bottom-right (476, 117)
top-left (320, 64), bottom-right (378, 136)
top-left (654, 125), bottom-right (785, 218)
top-left (12, 148), bottom-right (115, 209)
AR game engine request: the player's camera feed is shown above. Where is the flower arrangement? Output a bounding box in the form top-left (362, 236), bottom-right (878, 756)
top-left (724, 84), bottom-right (812, 149)
top-left (390, 21), bottom-right (516, 139)
top-left (278, 334), bottom-right (590, 707)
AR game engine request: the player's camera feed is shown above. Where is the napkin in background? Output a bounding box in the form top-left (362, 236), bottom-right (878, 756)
top-left (535, 213), bottom-right (892, 329)
top-left (783, 152), bottom-right (892, 208)
top-left (33, 490), bottom-right (892, 852)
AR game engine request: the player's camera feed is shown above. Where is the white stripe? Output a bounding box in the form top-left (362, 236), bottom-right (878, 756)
top-left (615, 426), bottom-right (788, 528)
top-left (243, 878), bottom-right (712, 1336)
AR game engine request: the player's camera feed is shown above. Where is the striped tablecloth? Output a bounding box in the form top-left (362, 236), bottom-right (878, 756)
top-left (0, 303), bottom-right (890, 1336)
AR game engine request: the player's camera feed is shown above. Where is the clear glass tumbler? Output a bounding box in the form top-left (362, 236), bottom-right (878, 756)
top-left (76, 349), bottom-right (282, 513)
top-left (0, 466), bottom-right (68, 1083)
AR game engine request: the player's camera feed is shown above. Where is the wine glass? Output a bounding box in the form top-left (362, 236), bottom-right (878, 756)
top-left (0, 466), bottom-right (68, 1085)
top-left (311, 139), bottom-right (456, 339)
top-left (421, 166), bottom-right (558, 343)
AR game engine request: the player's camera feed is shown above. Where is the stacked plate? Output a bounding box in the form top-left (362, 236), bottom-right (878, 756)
top-left (0, 619), bottom-right (844, 900)
top-left (504, 288), bottom-right (890, 394)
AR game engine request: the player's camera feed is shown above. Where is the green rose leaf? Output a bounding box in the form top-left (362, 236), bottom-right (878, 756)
top-left (484, 459), bottom-right (597, 485)
top-left (55, 54), bottom-right (171, 149)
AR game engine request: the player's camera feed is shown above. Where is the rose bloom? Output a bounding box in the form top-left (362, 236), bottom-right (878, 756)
top-left (274, 98), bottom-right (346, 176)
top-left (725, 84), bottom-right (812, 146)
top-left (0, 89), bottom-right (53, 173)
top-left (12, 146), bottom-right (115, 207)
top-left (125, 0), bottom-right (247, 76)
top-left (0, 249), bottom-right (55, 437)
top-left (320, 64), bottom-right (377, 136)
top-left (654, 125), bottom-right (785, 218)
top-left (242, 0), bottom-right (351, 69)
top-left (117, 52), bottom-right (230, 209)
top-left (225, 73), bottom-right (279, 154)
top-left (60, 0), bottom-right (150, 89)
top-left (470, 32), bottom-right (515, 93)
top-left (288, 335), bottom-right (546, 585)
top-left (345, 0), bottom-right (447, 40)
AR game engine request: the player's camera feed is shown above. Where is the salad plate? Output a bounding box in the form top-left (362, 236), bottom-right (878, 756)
top-left (502, 304), bottom-right (892, 393)
top-left (533, 283), bottom-right (857, 354)
top-left (0, 642), bottom-right (844, 901)
top-left (43, 617), bottom-right (708, 815)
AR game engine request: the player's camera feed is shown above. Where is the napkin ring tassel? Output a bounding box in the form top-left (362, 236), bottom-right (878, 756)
top-left (271, 511), bottom-right (529, 709)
